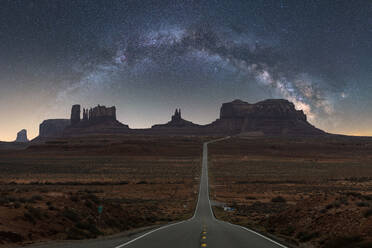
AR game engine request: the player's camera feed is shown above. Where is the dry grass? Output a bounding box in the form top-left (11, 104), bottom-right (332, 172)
top-left (0, 135), bottom-right (206, 247)
top-left (209, 136), bottom-right (372, 248)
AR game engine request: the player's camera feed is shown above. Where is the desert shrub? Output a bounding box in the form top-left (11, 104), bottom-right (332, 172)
top-left (324, 235), bottom-right (363, 248)
top-left (326, 203), bottom-right (334, 209)
top-left (14, 201), bottom-right (21, 209)
top-left (245, 196), bottom-right (257, 200)
top-left (0, 231), bottom-right (24, 242)
top-left (48, 205), bottom-right (57, 211)
top-left (363, 208), bottom-right (372, 218)
top-left (362, 195), bottom-right (372, 201)
top-left (280, 226), bottom-right (295, 236)
top-left (84, 194), bottom-right (100, 204)
top-left (85, 200), bottom-right (94, 209)
top-left (0, 197), bottom-right (8, 205)
top-left (75, 222), bottom-right (102, 237)
top-left (24, 212), bottom-right (36, 224)
top-left (62, 208), bottom-right (80, 222)
top-left (26, 206), bottom-right (44, 220)
top-left (358, 242), bottom-right (372, 248)
top-left (105, 218), bottom-right (123, 229)
top-left (66, 227), bottom-right (88, 240)
top-left (333, 201), bottom-right (341, 208)
top-left (70, 195), bottom-right (79, 202)
top-left (271, 196), bottom-right (286, 203)
top-left (6, 196), bottom-right (16, 202)
top-left (30, 195), bottom-right (43, 201)
top-left (357, 202), bottom-right (370, 207)
top-left (345, 192), bottom-right (362, 198)
top-left (296, 231), bottom-right (319, 242)
top-left (338, 197), bottom-right (349, 205)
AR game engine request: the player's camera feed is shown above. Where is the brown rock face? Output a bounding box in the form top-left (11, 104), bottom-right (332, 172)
top-left (39, 119), bottom-right (70, 138)
top-left (15, 129), bottom-right (28, 142)
top-left (208, 99), bottom-right (325, 136)
top-left (152, 109), bottom-right (200, 128)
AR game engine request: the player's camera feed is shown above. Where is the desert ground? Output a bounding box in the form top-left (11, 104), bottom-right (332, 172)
top-left (2, 134), bottom-right (372, 248)
top-left (208, 136), bottom-right (372, 248)
top-left (0, 135), bottom-right (207, 247)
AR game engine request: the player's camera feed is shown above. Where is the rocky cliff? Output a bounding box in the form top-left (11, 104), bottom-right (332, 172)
top-left (39, 119), bottom-right (70, 138)
top-left (63, 104), bottom-right (129, 136)
top-left (15, 129), bottom-right (29, 142)
top-left (207, 99), bottom-right (325, 136)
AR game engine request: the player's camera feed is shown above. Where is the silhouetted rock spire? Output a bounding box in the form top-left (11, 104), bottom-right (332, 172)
top-left (71, 105), bottom-right (81, 125)
top-left (83, 108), bottom-right (88, 121)
top-left (172, 108), bottom-right (181, 122)
top-left (15, 129), bottom-right (28, 142)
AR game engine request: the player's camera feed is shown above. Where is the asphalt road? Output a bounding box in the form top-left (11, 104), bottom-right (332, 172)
top-left (30, 138), bottom-right (287, 248)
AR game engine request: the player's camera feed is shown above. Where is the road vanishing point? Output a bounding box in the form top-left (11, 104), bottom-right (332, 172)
top-left (31, 138), bottom-right (287, 248)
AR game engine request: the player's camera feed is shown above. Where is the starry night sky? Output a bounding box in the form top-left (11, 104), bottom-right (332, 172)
top-left (1, 0), bottom-right (372, 140)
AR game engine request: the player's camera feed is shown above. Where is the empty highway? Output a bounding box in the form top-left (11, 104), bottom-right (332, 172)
top-left (30, 138), bottom-right (287, 248)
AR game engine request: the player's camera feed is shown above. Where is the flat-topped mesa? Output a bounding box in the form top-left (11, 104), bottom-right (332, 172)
top-left (208, 99), bottom-right (325, 136)
top-left (152, 108), bottom-right (200, 128)
top-left (220, 99), bottom-right (307, 121)
top-left (39, 119), bottom-right (70, 138)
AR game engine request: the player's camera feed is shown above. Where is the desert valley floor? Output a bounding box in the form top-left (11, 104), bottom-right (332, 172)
top-left (0, 135), bottom-right (372, 248)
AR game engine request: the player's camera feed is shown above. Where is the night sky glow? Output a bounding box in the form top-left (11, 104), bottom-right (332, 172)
top-left (1, 0), bottom-right (372, 140)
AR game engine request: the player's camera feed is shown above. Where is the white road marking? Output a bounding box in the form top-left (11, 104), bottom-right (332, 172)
top-left (217, 220), bottom-right (288, 248)
top-left (113, 220), bottom-right (187, 248)
top-left (113, 136), bottom-right (288, 248)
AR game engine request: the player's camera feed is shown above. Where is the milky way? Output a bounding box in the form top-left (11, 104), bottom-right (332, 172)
top-left (58, 24), bottom-right (339, 122)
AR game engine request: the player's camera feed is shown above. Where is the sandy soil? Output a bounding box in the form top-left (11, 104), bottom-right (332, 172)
top-left (209, 136), bottom-right (372, 248)
top-left (0, 135), bottom-right (206, 247)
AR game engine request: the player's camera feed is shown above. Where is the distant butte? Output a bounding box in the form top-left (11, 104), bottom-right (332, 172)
top-left (15, 129), bottom-right (29, 143)
top-left (39, 119), bottom-right (70, 138)
top-left (32, 99), bottom-right (326, 140)
top-left (152, 108), bottom-right (201, 129)
top-left (206, 99), bottom-right (325, 136)
top-left (63, 104), bottom-right (129, 136)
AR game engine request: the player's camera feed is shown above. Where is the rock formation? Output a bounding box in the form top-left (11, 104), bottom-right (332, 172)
top-left (39, 119), bottom-right (70, 138)
top-left (70, 105), bottom-right (81, 125)
top-left (33, 99), bottom-right (326, 138)
top-left (207, 99), bottom-right (325, 136)
top-left (70, 105), bottom-right (117, 125)
top-left (86, 105), bottom-right (116, 122)
top-left (152, 108), bottom-right (201, 129)
top-left (15, 129), bottom-right (28, 142)
top-left (63, 104), bottom-right (129, 136)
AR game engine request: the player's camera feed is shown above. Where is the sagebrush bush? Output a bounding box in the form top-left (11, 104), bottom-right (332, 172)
top-left (271, 196), bottom-right (286, 203)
